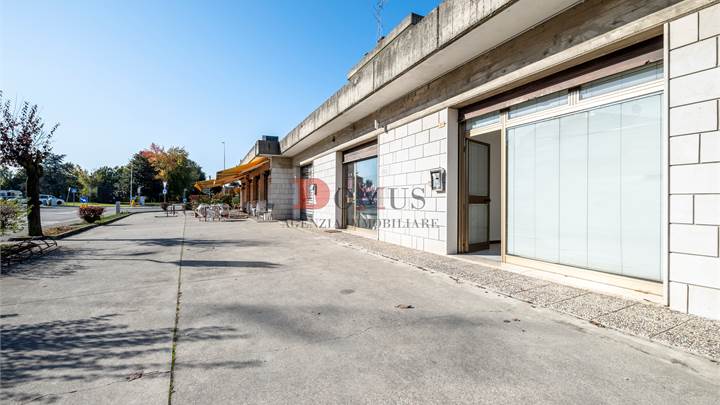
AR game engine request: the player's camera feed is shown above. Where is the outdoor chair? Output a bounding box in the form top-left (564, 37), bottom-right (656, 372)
top-left (220, 203), bottom-right (231, 220)
top-left (209, 205), bottom-right (222, 221)
top-left (195, 204), bottom-right (209, 221)
top-left (262, 203), bottom-right (274, 221)
top-left (255, 200), bottom-right (267, 220)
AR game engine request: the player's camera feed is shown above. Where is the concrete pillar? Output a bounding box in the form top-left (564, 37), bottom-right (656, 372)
top-left (666, 4), bottom-right (720, 320)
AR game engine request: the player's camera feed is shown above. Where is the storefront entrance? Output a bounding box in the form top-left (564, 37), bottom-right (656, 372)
top-left (465, 140), bottom-right (491, 251)
top-left (343, 157), bottom-right (378, 230)
top-left (458, 39), bottom-right (664, 282)
top-left (300, 164), bottom-right (313, 221)
top-left (342, 142), bottom-right (378, 231)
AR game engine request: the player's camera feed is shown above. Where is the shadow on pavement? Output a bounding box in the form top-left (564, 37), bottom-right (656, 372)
top-left (180, 260), bottom-right (278, 268)
top-left (65, 238), bottom-right (266, 248)
top-left (0, 259), bottom-right (84, 280)
top-left (0, 313), bottom-right (256, 403)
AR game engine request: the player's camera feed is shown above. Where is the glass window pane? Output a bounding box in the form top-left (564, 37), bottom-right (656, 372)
top-left (509, 90), bottom-right (568, 119)
top-left (559, 112), bottom-right (588, 267)
top-left (506, 93), bottom-right (662, 281)
top-left (469, 204), bottom-right (489, 244)
top-left (508, 124), bottom-right (535, 257)
top-left (580, 63), bottom-right (663, 99)
top-left (534, 119), bottom-right (560, 262)
top-left (587, 103), bottom-right (623, 272)
top-left (344, 163), bottom-right (355, 227)
top-left (467, 112), bottom-right (500, 130)
top-left (620, 95), bottom-right (662, 280)
top-left (354, 157), bottom-right (378, 229)
top-left (468, 142), bottom-right (489, 196)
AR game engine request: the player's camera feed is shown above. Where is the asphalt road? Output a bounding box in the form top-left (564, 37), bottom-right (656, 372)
top-left (0, 213), bottom-right (718, 404)
top-left (39, 205), bottom-right (163, 227)
top-left (39, 206), bottom-right (109, 227)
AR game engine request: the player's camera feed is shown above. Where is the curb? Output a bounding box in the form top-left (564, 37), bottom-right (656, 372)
top-left (52, 212), bottom-right (134, 239)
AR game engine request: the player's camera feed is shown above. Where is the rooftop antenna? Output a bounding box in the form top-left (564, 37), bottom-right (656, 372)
top-left (374, 0), bottom-right (387, 42)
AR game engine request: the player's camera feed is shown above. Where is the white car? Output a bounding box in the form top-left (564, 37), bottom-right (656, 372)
top-left (39, 194), bottom-right (65, 206)
top-left (0, 190), bottom-right (23, 200)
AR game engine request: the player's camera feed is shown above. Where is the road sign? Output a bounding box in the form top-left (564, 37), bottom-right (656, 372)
top-left (162, 188), bottom-right (167, 195)
top-left (80, 196), bottom-right (88, 203)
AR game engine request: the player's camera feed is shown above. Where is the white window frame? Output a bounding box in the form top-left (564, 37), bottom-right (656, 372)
top-left (467, 76), bottom-right (664, 137)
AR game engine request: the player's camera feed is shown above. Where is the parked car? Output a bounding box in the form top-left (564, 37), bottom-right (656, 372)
top-left (0, 190), bottom-right (23, 200)
top-left (39, 194), bottom-right (65, 206)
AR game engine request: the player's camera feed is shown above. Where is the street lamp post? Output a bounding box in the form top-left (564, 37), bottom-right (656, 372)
top-left (129, 162), bottom-right (133, 203)
top-left (222, 141), bottom-right (226, 170)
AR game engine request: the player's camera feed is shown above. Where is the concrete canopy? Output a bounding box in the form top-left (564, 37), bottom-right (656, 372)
top-left (279, 0), bottom-right (581, 158)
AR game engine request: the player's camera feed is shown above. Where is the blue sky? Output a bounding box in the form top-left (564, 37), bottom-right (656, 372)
top-left (0, 0), bottom-right (438, 177)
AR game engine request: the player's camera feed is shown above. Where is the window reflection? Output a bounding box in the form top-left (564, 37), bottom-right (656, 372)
top-left (344, 157), bottom-right (378, 230)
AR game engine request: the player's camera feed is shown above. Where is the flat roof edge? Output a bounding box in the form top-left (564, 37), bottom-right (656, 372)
top-left (278, 0), bottom-right (537, 155)
top-left (346, 13), bottom-right (424, 79)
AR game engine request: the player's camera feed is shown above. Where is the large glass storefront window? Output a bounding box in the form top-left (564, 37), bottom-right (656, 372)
top-left (344, 157), bottom-right (378, 230)
top-left (506, 93), bottom-right (662, 281)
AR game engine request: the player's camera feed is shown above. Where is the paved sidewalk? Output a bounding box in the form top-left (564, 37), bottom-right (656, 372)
top-left (299, 224), bottom-right (720, 361)
top-left (173, 218), bottom-right (718, 404)
top-left (1, 213), bottom-right (718, 404)
top-left (1, 213), bottom-right (183, 403)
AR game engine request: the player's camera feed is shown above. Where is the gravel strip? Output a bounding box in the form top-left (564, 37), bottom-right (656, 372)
top-left (594, 303), bottom-right (693, 338)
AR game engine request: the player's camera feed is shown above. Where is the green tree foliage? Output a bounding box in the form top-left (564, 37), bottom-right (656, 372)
top-left (2, 136), bottom-right (206, 206)
top-left (0, 167), bottom-right (27, 192)
top-left (0, 199), bottom-right (26, 235)
top-left (76, 166), bottom-right (122, 203)
top-left (40, 153), bottom-right (80, 198)
top-left (94, 166), bottom-right (121, 203)
top-left (118, 152), bottom-right (162, 201)
top-left (142, 144), bottom-right (206, 200)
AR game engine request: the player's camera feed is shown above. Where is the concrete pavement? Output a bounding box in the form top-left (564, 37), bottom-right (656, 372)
top-left (1, 213), bottom-right (718, 404)
top-left (1, 213), bottom-right (182, 403)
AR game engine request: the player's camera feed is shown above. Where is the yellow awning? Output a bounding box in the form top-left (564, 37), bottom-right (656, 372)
top-left (193, 179), bottom-right (223, 191)
top-left (193, 156), bottom-right (269, 191)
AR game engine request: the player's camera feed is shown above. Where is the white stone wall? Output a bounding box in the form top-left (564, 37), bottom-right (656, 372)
top-left (667, 4), bottom-right (720, 320)
top-left (268, 158), bottom-right (294, 220)
top-left (377, 109), bottom-right (455, 254)
top-left (308, 152), bottom-right (340, 228)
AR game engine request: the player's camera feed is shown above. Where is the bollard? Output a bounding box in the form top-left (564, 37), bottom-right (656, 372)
top-left (115, 201), bottom-right (121, 214)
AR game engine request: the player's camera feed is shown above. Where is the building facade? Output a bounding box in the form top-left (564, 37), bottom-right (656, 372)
top-left (236, 0), bottom-right (720, 320)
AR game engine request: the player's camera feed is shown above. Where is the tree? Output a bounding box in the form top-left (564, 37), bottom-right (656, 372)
top-left (0, 93), bottom-right (58, 236)
top-left (0, 166), bottom-right (27, 192)
top-left (141, 144), bottom-right (205, 200)
top-left (119, 152), bottom-right (161, 201)
top-left (75, 166), bottom-right (120, 203)
top-left (74, 167), bottom-right (95, 201)
top-left (40, 153), bottom-right (80, 198)
top-left (93, 166), bottom-right (120, 203)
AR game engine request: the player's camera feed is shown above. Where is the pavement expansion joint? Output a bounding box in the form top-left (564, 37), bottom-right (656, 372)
top-left (167, 214), bottom-right (187, 405)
